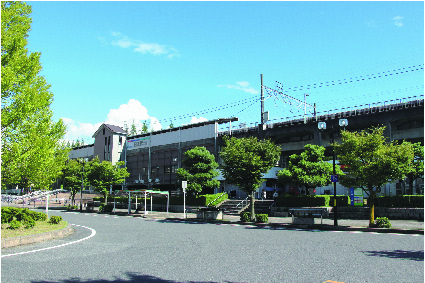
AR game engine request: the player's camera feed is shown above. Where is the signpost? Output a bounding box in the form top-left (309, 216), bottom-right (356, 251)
top-left (182, 181), bottom-right (187, 219)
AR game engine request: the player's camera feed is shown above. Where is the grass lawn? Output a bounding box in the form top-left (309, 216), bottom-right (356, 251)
top-left (1, 220), bottom-right (68, 238)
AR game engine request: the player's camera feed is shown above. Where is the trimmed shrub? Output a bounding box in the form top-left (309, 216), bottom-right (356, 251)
top-left (21, 215), bottom-right (35, 229)
top-left (240, 212), bottom-right (251, 222)
top-left (256, 214), bottom-right (269, 223)
top-left (48, 215), bottom-right (63, 225)
top-left (8, 220), bottom-right (22, 230)
top-left (34, 211), bottom-right (47, 221)
top-left (375, 195), bottom-right (424, 208)
top-left (276, 195), bottom-right (349, 207)
top-left (99, 204), bottom-right (114, 212)
top-left (67, 204), bottom-right (79, 210)
top-left (1, 209), bottom-right (13, 223)
top-left (374, 217), bottom-right (392, 228)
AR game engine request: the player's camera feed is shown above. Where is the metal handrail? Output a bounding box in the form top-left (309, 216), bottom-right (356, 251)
top-left (236, 196), bottom-right (249, 208)
top-left (269, 202), bottom-right (276, 209)
top-left (206, 192), bottom-right (227, 207)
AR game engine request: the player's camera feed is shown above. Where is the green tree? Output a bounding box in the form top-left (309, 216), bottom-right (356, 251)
top-left (1, 1), bottom-right (69, 190)
top-left (333, 126), bottom-right (413, 227)
top-left (219, 136), bottom-right (281, 221)
top-left (277, 144), bottom-right (343, 195)
top-left (141, 121), bottom-right (148, 134)
top-left (61, 159), bottom-right (84, 205)
top-left (406, 142), bottom-right (424, 194)
top-left (130, 120), bottom-right (137, 136)
top-left (85, 157), bottom-right (130, 205)
top-left (176, 147), bottom-right (220, 194)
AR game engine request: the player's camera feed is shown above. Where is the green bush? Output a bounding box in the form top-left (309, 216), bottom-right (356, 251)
top-left (48, 215), bottom-right (63, 225)
top-left (1, 209), bottom-right (13, 223)
top-left (375, 195), bottom-right (424, 208)
top-left (256, 214), bottom-right (269, 223)
top-left (34, 211), bottom-right (47, 221)
top-left (67, 204), bottom-right (79, 210)
top-left (21, 215), bottom-right (35, 229)
top-left (374, 217), bottom-right (392, 228)
top-left (240, 212), bottom-right (251, 222)
top-left (276, 195), bottom-right (349, 207)
top-left (99, 204), bottom-right (114, 212)
top-left (8, 220), bottom-right (22, 230)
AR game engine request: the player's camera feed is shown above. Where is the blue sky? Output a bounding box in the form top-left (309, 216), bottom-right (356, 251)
top-left (26, 1), bottom-right (424, 144)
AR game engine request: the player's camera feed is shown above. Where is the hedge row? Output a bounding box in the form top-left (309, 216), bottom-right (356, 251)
top-left (275, 195), bottom-right (351, 207)
top-left (93, 193), bottom-right (228, 207)
top-left (374, 195), bottom-right (423, 208)
top-left (275, 195), bottom-right (424, 208)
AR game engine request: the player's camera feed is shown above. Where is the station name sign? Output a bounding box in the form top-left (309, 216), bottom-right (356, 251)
top-left (127, 137), bottom-right (150, 150)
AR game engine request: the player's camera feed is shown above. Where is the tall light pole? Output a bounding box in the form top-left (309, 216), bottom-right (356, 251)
top-left (318, 119), bottom-right (348, 227)
top-left (80, 159), bottom-right (85, 212)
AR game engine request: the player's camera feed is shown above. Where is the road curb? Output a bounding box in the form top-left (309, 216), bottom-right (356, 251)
top-left (1, 222), bottom-right (74, 249)
top-left (165, 218), bottom-right (424, 235)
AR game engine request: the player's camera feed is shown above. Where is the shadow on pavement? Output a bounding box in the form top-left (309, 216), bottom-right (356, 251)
top-left (30, 272), bottom-right (233, 283)
top-left (361, 250), bottom-right (424, 261)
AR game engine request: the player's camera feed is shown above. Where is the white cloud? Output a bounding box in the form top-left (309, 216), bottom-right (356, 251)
top-left (217, 81), bottom-right (259, 94)
top-left (110, 31), bottom-right (180, 58)
top-left (62, 118), bottom-right (102, 144)
top-left (190, 117), bottom-right (208, 124)
top-left (392, 16), bottom-right (404, 27)
top-left (62, 99), bottom-right (162, 143)
top-left (105, 99), bottom-right (162, 132)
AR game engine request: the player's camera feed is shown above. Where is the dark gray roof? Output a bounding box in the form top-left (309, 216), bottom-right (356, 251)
top-left (92, 123), bottom-right (127, 138)
top-left (104, 124), bottom-right (127, 134)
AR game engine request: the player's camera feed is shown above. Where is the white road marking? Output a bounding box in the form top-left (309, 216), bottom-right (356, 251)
top-left (1, 224), bottom-right (96, 258)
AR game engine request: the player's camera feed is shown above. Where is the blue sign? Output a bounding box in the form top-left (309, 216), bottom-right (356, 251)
top-left (331, 175), bottom-right (338, 182)
top-left (350, 188), bottom-right (354, 206)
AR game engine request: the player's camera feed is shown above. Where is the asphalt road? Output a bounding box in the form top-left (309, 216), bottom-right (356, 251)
top-left (1, 210), bottom-right (423, 283)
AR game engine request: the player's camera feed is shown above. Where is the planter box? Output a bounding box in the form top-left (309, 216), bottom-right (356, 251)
top-left (196, 211), bottom-right (223, 220)
top-left (293, 217), bottom-right (314, 225)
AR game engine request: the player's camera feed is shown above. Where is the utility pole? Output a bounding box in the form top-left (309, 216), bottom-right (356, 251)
top-left (260, 74), bottom-right (265, 140)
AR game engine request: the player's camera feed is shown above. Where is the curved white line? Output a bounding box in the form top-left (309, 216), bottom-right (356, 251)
top-left (1, 224), bottom-right (96, 258)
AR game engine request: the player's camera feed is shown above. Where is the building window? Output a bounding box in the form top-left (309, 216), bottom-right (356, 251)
top-left (119, 136), bottom-right (122, 146)
top-left (103, 128), bottom-right (105, 135)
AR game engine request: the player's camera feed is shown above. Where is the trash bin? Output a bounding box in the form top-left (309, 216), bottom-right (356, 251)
top-left (86, 201), bottom-right (94, 211)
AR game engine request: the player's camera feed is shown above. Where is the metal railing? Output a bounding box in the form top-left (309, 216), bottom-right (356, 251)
top-left (1, 189), bottom-right (67, 204)
top-left (236, 196), bottom-right (249, 208)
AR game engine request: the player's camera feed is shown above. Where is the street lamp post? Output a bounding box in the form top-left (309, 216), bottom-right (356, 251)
top-left (318, 119), bottom-right (348, 227)
top-left (80, 161), bottom-right (84, 212)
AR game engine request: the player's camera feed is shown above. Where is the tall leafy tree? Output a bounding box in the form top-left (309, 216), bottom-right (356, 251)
top-left (333, 126), bottom-right (413, 227)
top-left (1, 1), bottom-right (68, 190)
top-left (219, 136), bottom-right (281, 221)
top-left (406, 142), bottom-right (424, 194)
top-left (277, 144), bottom-right (343, 195)
top-left (85, 157), bottom-right (130, 205)
top-left (176, 147), bottom-right (220, 194)
top-left (61, 159), bottom-right (84, 205)
top-left (130, 120), bottom-right (137, 136)
top-left (141, 121), bottom-right (148, 134)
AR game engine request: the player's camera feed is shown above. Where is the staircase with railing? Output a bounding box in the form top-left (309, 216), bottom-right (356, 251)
top-left (218, 197), bottom-right (250, 215)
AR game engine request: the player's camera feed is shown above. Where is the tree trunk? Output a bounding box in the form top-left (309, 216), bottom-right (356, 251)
top-left (103, 190), bottom-right (108, 205)
top-left (369, 189), bottom-right (376, 227)
top-left (250, 191), bottom-right (255, 221)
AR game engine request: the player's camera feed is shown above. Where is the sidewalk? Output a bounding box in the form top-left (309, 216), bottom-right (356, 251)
top-left (4, 202), bottom-right (424, 234)
top-left (109, 207), bottom-right (424, 235)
